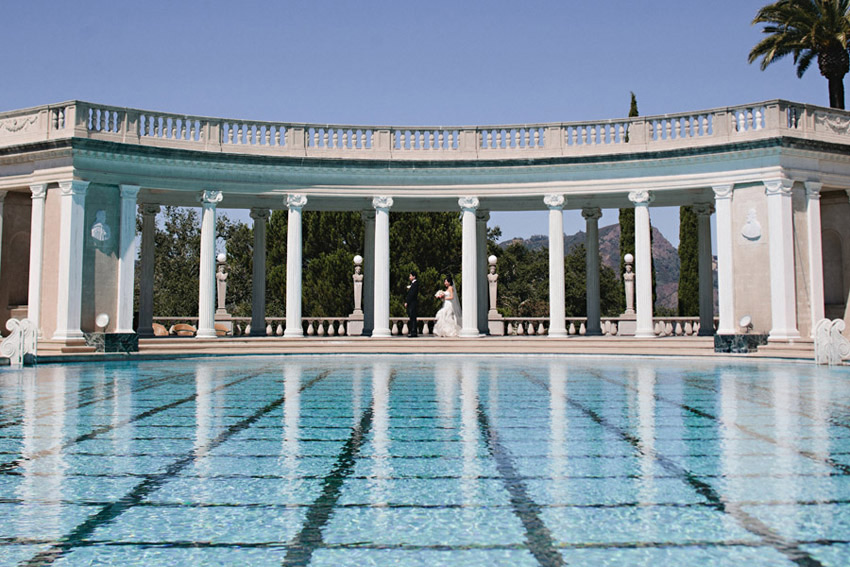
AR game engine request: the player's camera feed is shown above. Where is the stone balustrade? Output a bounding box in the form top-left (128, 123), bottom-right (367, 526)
top-left (3, 100), bottom-right (847, 160)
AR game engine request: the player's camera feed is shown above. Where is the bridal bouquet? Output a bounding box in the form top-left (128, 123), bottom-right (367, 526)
top-left (435, 290), bottom-right (445, 299)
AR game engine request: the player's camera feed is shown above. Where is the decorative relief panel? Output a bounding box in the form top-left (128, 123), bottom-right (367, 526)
top-left (815, 111), bottom-right (850, 135)
top-left (741, 208), bottom-right (762, 241)
top-left (0, 114), bottom-right (38, 135)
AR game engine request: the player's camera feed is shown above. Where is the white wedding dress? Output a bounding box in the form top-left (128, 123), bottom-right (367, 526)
top-left (433, 287), bottom-right (462, 337)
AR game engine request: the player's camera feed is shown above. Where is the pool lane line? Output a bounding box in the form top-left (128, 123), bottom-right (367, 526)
top-left (471, 383), bottom-right (566, 567)
top-left (0, 363), bottom-right (288, 475)
top-left (522, 371), bottom-right (826, 567)
top-left (20, 369), bottom-right (332, 567)
top-left (0, 370), bottom-right (197, 431)
top-left (282, 370), bottom-right (397, 567)
top-left (598, 370), bottom-right (850, 479)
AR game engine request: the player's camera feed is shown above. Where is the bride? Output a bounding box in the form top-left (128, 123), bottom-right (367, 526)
top-left (433, 276), bottom-right (462, 337)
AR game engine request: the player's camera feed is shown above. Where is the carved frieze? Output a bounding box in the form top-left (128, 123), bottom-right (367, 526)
top-left (0, 114), bottom-right (38, 135)
top-left (815, 111), bottom-right (850, 135)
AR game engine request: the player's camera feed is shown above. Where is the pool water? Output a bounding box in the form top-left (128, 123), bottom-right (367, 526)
top-left (0, 355), bottom-right (849, 566)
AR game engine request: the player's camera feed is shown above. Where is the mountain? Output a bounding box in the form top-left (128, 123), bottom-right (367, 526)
top-left (500, 224), bottom-right (681, 311)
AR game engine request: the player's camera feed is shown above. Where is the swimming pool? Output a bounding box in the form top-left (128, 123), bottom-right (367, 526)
top-left (0, 355), bottom-right (848, 566)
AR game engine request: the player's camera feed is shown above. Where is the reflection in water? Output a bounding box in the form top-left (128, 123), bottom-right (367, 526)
top-left (548, 362), bottom-right (568, 503)
top-left (773, 369), bottom-right (801, 534)
top-left (633, 365), bottom-right (658, 541)
top-left (719, 368), bottom-right (741, 504)
top-left (283, 363), bottom-right (302, 479)
top-left (435, 361), bottom-right (457, 431)
top-left (460, 360), bottom-right (480, 505)
top-left (17, 366), bottom-right (67, 542)
top-left (351, 365), bottom-right (362, 431)
top-left (194, 365), bottom-right (212, 460)
top-left (370, 362), bottom-right (392, 530)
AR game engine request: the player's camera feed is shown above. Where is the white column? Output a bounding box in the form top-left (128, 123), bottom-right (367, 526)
top-left (371, 196), bottom-right (393, 338)
top-left (53, 180), bottom-right (89, 341)
top-left (629, 190), bottom-right (655, 338)
top-left (805, 181), bottom-right (825, 336)
top-left (250, 208), bottom-right (270, 336)
top-left (765, 178), bottom-right (800, 340)
top-left (476, 210), bottom-right (489, 334)
top-left (694, 202), bottom-right (715, 336)
top-left (459, 196), bottom-right (480, 337)
top-left (713, 184), bottom-right (736, 334)
top-left (583, 207), bottom-right (603, 336)
top-left (137, 204), bottom-right (159, 337)
top-left (545, 194), bottom-right (567, 337)
top-left (115, 185), bottom-right (140, 333)
top-left (362, 210), bottom-right (375, 336)
top-left (196, 190), bottom-right (222, 339)
top-left (27, 184), bottom-right (47, 337)
top-left (284, 194), bottom-right (307, 337)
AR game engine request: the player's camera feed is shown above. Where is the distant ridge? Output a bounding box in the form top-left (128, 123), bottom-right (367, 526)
top-left (499, 224), bottom-right (681, 310)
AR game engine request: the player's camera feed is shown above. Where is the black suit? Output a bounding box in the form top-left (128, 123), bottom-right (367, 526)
top-left (405, 279), bottom-right (420, 336)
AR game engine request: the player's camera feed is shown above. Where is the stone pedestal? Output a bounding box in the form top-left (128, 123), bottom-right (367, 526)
top-left (84, 332), bottom-right (139, 353)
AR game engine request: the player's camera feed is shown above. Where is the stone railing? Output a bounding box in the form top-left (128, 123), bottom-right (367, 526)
top-left (503, 316), bottom-right (708, 337)
top-left (3, 100), bottom-right (849, 159)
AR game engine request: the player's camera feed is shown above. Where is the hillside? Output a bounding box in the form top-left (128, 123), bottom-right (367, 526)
top-left (500, 224), bottom-right (681, 311)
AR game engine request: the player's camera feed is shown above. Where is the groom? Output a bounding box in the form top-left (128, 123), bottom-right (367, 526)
top-left (404, 271), bottom-right (419, 337)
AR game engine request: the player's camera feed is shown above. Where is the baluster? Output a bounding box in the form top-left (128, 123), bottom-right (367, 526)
top-left (684, 321), bottom-right (693, 335)
top-left (170, 118), bottom-right (176, 139)
top-left (275, 127), bottom-right (281, 146)
top-left (516, 322), bottom-right (525, 335)
top-left (487, 130), bottom-right (493, 149)
top-left (330, 129), bottom-right (337, 148)
top-left (755, 107), bottom-right (763, 130)
top-left (361, 129), bottom-right (367, 148)
top-left (316, 321), bottom-right (325, 336)
top-left (581, 126), bottom-right (588, 145)
top-left (437, 130), bottom-right (444, 149)
top-left (579, 322), bottom-right (586, 335)
top-left (533, 128), bottom-right (540, 147)
top-left (276, 324), bottom-right (283, 336)
top-left (611, 323), bottom-right (618, 336)
top-left (538, 323), bottom-right (546, 335)
top-left (568, 322), bottom-right (576, 335)
top-left (426, 130), bottom-right (433, 149)
top-left (266, 323), bottom-right (273, 335)
top-left (506, 322), bottom-right (514, 335)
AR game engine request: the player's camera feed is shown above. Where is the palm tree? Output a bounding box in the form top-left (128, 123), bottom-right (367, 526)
top-left (749, 0), bottom-right (850, 109)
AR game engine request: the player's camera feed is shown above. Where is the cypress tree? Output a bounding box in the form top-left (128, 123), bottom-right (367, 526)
top-left (677, 206), bottom-right (699, 315)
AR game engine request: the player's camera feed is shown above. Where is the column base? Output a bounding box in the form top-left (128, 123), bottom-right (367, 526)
top-left (547, 330), bottom-right (567, 338)
top-left (196, 328), bottom-right (216, 339)
top-left (459, 329), bottom-right (480, 338)
top-left (52, 330), bottom-right (84, 341)
top-left (635, 329), bottom-right (656, 338)
top-left (768, 329), bottom-right (802, 342)
top-left (584, 329), bottom-right (603, 337)
top-left (284, 329), bottom-right (304, 338)
top-left (371, 328), bottom-right (391, 338)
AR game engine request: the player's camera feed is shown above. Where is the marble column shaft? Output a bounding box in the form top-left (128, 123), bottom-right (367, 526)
top-left (805, 182), bottom-right (825, 337)
top-left (54, 180), bottom-right (89, 341)
top-left (137, 204), bottom-right (160, 337)
top-left (284, 194), bottom-right (307, 337)
top-left (546, 194), bottom-right (567, 337)
top-left (27, 184), bottom-right (47, 336)
top-left (694, 203), bottom-right (715, 336)
top-left (371, 197), bottom-right (393, 338)
top-left (765, 179), bottom-right (800, 340)
top-left (116, 185), bottom-right (140, 333)
top-left (629, 190), bottom-right (655, 338)
top-left (713, 184), bottom-right (736, 334)
top-left (250, 208), bottom-right (270, 336)
top-left (196, 190), bottom-right (222, 339)
top-left (459, 196), bottom-right (480, 337)
top-left (583, 207), bottom-right (603, 336)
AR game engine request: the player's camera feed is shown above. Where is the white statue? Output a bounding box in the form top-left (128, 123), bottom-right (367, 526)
top-left (216, 261), bottom-right (228, 313)
top-left (90, 210), bottom-right (112, 250)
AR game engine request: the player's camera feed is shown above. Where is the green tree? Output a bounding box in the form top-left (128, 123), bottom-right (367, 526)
top-left (677, 206), bottom-right (699, 316)
top-left (620, 92), bottom-right (639, 310)
top-left (491, 241), bottom-right (549, 317)
top-left (564, 243), bottom-right (624, 318)
top-left (749, 0), bottom-right (850, 109)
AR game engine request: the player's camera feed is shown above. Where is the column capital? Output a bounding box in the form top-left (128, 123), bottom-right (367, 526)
top-left (475, 209), bottom-right (490, 222)
top-left (804, 181), bottom-right (822, 200)
top-left (142, 204), bottom-right (161, 216)
top-left (119, 184), bottom-right (140, 200)
top-left (458, 196), bottom-right (479, 211)
top-left (372, 195), bottom-right (393, 210)
top-left (286, 193), bottom-right (308, 210)
top-left (693, 202), bottom-right (715, 216)
top-left (59, 180), bottom-right (90, 196)
top-left (250, 207), bottom-right (271, 221)
top-left (764, 178), bottom-right (794, 197)
top-left (30, 183), bottom-right (47, 200)
top-left (543, 194), bottom-right (565, 210)
top-left (199, 190), bottom-right (223, 206)
top-left (712, 184), bottom-right (734, 200)
top-left (627, 190), bottom-right (653, 205)
top-left (581, 206), bottom-right (602, 221)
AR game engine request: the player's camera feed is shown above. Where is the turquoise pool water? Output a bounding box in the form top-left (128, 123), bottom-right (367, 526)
top-left (0, 355), bottom-right (848, 566)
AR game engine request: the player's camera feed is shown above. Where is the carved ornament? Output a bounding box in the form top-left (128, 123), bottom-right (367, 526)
top-left (0, 114), bottom-right (38, 134)
top-left (287, 193), bottom-right (308, 209)
top-left (59, 180), bottom-right (90, 197)
top-left (29, 184), bottom-right (47, 200)
top-left (581, 207), bottom-right (602, 221)
top-left (142, 204), bottom-right (161, 216)
top-left (543, 194), bottom-right (565, 209)
top-left (764, 178), bottom-right (793, 197)
top-left (627, 190), bottom-right (652, 205)
top-left (458, 196), bottom-right (479, 211)
top-left (815, 111), bottom-right (850, 135)
top-left (712, 184), bottom-right (734, 200)
top-left (250, 208), bottom-right (271, 221)
top-left (804, 181), bottom-right (822, 200)
top-left (372, 195), bottom-right (393, 210)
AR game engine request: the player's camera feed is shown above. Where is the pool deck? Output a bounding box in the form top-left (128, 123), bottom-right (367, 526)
top-left (29, 335), bottom-right (817, 363)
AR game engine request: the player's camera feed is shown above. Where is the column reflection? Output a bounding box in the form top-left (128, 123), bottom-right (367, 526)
top-left (110, 368), bottom-right (134, 476)
top-left (460, 360), bottom-right (481, 505)
top-left (719, 369), bottom-right (741, 509)
top-left (282, 362), bottom-right (302, 478)
top-left (194, 365), bottom-right (212, 460)
top-left (370, 362), bottom-right (392, 508)
top-left (548, 361), bottom-right (568, 503)
top-left (633, 364), bottom-right (658, 542)
top-left (17, 366), bottom-right (67, 543)
top-left (772, 369), bottom-right (801, 533)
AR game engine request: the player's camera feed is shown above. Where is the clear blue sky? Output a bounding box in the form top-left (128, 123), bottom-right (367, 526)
top-left (0, 0), bottom-right (827, 245)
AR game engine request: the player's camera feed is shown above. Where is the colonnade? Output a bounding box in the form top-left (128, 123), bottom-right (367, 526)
top-left (27, 179), bottom-right (826, 343)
